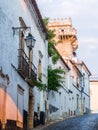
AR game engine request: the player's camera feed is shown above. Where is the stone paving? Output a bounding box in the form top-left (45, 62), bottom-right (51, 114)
top-left (32, 118), bottom-right (64, 130)
top-left (33, 114), bottom-right (98, 130)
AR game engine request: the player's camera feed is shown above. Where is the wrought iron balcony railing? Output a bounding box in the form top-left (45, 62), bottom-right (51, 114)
top-left (18, 49), bottom-right (37, 87)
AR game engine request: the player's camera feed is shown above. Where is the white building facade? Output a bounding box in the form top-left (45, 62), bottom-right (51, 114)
top-left (48, 55), bottom-right (71, 120)
top-left (0, 1), bottom-right (91, 128)
top-left (90, 79), bottom-right (98, 113)
top-left (0, 0), bottom-right (48, 129)
top-left (76, 62), bottom-right (91, 114)
top-left (47, 18), bottom-right (91, 120)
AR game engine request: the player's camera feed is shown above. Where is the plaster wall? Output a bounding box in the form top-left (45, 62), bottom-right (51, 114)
top-left (0, 0), bottom-right (48, 125)
top-left (90, 81), bottom-right (98, 113)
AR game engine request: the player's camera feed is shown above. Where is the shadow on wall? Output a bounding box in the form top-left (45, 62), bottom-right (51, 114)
top-left (49, 104), bottom-right (59, 114)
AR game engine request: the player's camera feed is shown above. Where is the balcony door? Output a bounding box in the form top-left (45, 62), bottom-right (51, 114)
top-left (28, 95), bottom-right (34, 129)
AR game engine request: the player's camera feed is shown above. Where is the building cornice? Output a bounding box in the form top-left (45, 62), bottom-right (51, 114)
top-left (31, 0), bottom-right (47, 32)
top-left (76, 61), bottom-right (91, 76)
top-left (70, 60), bottom-right (83, 77)
top-left (90, 80), bottom-right (98, 82)
top-left (25, 0), bottom-right (47, 38)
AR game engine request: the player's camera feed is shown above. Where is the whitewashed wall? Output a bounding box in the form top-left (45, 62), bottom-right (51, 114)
top-left (48, 57), bottom-right (70, 120)
top-left (81, 67), bottom-right (90, 113)
top-left (0, 0), bottom-right (48, 123)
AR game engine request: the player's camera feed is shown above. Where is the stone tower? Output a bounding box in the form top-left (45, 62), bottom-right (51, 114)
top-left (48, 18), bottom-right (78, 61)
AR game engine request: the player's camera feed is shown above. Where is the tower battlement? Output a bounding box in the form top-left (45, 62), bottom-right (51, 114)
top-left (49, 18), bottom-right (72, 27)
top-left (48, 18), bottom-right (78, 59)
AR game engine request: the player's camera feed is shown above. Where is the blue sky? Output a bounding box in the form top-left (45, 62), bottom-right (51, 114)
top-left (36, 0), bottom-right (98, 77)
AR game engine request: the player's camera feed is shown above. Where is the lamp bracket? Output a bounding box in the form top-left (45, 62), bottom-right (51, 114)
top-left (12, 26), bottom-right (31, 36)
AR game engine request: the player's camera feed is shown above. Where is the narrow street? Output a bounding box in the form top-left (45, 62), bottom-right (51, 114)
top-left (42, 114), bottom-right (98, 130)
top-left (1, 1), bottom-right (98, 130)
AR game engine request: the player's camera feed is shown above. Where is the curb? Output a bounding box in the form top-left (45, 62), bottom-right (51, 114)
top-left (32, 118), bottom-right (69, 130)
top-left (32, 115), bottom-right (84, 130)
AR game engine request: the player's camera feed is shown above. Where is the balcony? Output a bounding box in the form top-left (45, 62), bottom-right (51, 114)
top-left (18, 49), bottom-right (37, 87)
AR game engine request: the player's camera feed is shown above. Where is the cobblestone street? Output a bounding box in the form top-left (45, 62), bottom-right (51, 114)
top-left (40, 114), bottom-right (98, 130)
top-left (1, 0), bottom-right (98, 130)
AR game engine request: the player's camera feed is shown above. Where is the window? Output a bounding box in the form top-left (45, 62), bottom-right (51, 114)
top-left (83, 73), bottom-right (85, 87)
top-left (61, 29), bottom-right (64, 32)
top-left (76, 95), bottom-right (79, 109)
top-left (76, 77), bottom-right (80, 88)
top-left (18, 17), bottom-right (37, 84)
top-left (38, 60), bottom-right (42, 81)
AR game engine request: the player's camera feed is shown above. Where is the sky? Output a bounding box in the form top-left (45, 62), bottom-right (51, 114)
top-left (36, 0), bottom-right (98, 77)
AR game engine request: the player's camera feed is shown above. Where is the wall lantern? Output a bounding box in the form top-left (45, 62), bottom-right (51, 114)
top-left (25, 33), bottom-right (36, 49)
top-left (12, 26), bottom-right (36, 49)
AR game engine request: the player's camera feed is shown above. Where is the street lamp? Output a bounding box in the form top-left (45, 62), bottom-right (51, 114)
top-left (12, 27), bottom-right (36, 48)
top-left (25, 33), bottom-right (36, 49)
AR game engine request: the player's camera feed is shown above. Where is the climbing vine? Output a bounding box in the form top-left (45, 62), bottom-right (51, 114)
top-left (34, 18), bottom-right (65, 92)
top-left (44, 17), bottom-right (60, 64)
